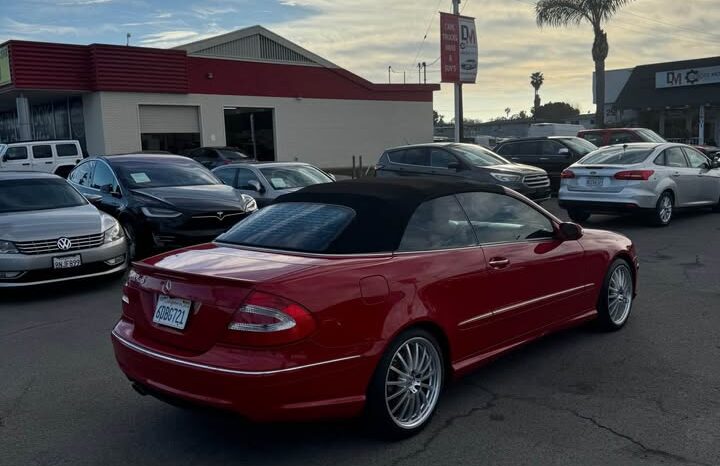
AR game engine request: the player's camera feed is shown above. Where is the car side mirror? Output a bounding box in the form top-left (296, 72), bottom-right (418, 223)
top-left (447, 161), bottom-right (462, 171)
top-left (84, 193), bottom-right (103, 203)
top-left (248, 180), bottom-right (265, 193)
top-left (558, 222), bottom-right (583, 241)
top-left (711, 158), bottom-right (720, 169)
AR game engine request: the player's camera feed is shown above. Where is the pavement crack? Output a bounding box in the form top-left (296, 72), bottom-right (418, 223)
top-left (0, 318), bottom-right (77, 339)
top-left (565, 408), bottom-right (711, 466)
top-left (388, 388), bottom-right (497, 466)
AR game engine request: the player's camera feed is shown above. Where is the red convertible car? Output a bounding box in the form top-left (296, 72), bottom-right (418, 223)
top-left (112, 178), bottom-right (638, 438)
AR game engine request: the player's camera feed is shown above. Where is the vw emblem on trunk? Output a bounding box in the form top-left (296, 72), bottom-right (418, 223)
top-left (161, 280), bottom-right (172, 295)
top-left (57, 237), bottom-right (73, 251)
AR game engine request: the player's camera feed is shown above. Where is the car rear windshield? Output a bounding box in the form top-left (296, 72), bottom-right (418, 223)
top-left (113, 160), bottom-right (221, 188)
top-left (217, 202), bottom-right (355, 253)
top-left (259, 166), bottom-right (332, 190)
top-left (0, 178), bottom-right (87, 213)
top-left (218, 149), bottom-right (250, 161)
top-left (579, 147), bottom-right (654, 165)
top-left (450, 144), bottom-right (511, 166)
top-left (636, 129), bottom-right (666, 143)
top-left (559, 137), bottom-right (597, 155)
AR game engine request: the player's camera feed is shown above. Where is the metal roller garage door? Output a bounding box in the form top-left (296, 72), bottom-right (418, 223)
top-left (139, 105), bottom-right (199, 133)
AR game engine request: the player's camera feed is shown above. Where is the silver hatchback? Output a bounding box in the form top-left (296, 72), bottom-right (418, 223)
top-left (0, 172), bottom-right (128, 286)
top-left (558, 143), bottom-right (720, 225)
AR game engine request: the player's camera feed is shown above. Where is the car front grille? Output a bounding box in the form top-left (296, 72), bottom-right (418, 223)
top-left (15, 233), bottom-right (105, 255)
top-left (523, 174), bottom-right (551, 189)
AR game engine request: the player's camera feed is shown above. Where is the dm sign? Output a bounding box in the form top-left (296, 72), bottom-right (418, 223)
top-left (440, 12), bottom-right (478, 84)
top-left (656, 65), bottom-right (720, 89)
top-left (0, 45), bottom-right (10, 86)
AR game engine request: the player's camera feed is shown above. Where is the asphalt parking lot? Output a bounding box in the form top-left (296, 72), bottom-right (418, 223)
top-left (2, 199), bottom-right (719, 466)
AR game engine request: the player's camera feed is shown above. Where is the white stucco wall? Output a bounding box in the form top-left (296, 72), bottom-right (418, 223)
top-left (89, 92), bottom-right (433, 168)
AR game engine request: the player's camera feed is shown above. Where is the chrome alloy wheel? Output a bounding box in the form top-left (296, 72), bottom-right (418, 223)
top-left (385, 337), bottom-right (442, 429)
top-left (659, 195), bottom-right (673, 223)
top-left (608, 264), bottom-right (633, 325)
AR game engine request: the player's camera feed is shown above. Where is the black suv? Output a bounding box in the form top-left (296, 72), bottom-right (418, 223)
top-left (184, 146), bottom-right (253, 169)
top-left (493, 137), bottom-right (597, 188)
top-left (375, 143), bottom-right (551, 202)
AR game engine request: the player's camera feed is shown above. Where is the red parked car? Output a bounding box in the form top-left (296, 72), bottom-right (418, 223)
top-left (577, 128), bottom-right (666, 147)
top-left (112, 178), bottom-right (639, 438)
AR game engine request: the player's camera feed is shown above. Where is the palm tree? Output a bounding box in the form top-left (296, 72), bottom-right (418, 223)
top-left (530, 72), bottom-right (544, 117)
top-left (505, 107), bottom-right (512, 119)
top-left (535, 0), bottom-right (634, 128)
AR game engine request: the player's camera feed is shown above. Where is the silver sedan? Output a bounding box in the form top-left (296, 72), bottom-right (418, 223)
top-left (558, 143), bottom-right (720, 225)
top-left (0, 172), bottom-right (128, 287)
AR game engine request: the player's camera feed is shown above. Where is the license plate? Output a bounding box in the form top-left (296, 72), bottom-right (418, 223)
top-left (153, 295), bottom-right (192, 330)
top-left (53, 254), bottom-right (82, 269)
top-left (586, 177), bottom-right (604, 187)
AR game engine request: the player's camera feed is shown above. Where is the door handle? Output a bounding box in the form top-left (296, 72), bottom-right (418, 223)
top-left (45, 161), bottom-right (53, 164)
top-left (21, 163), bottom-right (30, 166)
top-left (539, 157), bottom-right (549, 161)
top-left (672, 172), bottom-right (680, 177)
top-left (489, 257), bottom-right (510, 269)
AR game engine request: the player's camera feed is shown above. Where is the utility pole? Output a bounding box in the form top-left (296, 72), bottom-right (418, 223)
top-left (403, 70), bottom-right (406, 84)
top-left (418, 63), bottom-right (422, 84)
top-left (126, 33), bottom-right (131, 46)
top-left (422, 62), bottom-right (427, 84)
top-left (453, 0), bottom-right (463, 143)
top-left (388, 66), bottom-right (391, 84)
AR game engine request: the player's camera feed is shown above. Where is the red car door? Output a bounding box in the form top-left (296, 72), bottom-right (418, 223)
top-left (393, 195), bottom-right (511, 363)
top-left (456, 192), bottom-right (593, 342)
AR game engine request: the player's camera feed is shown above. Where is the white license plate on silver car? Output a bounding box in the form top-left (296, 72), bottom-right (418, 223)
top-left (153, 295), bottom-right (192, 330)
top-left (586, 177), bottom-right (604, 187)
top-left (53, 254), bottom-right (82, 269)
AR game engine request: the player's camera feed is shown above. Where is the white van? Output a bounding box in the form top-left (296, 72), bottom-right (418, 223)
top-left (528, 123), bottom-right (585, 138)
top-left (0, 140), bottom-right (84, 177)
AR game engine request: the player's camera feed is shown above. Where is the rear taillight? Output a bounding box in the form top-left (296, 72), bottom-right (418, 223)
top-left (561, 169), bottom-right (575, 179)
top-left (614, 170), bottom-right (654, 181)
top-left (222, 291), bottom-right (316, 346)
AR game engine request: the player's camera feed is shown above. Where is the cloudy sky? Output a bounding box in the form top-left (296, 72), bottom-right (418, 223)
top-left (3, 0), bottom-right (719, 121)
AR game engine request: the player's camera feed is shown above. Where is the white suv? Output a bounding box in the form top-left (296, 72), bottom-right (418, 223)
top-left (0, 140), bottom-right (84, 177)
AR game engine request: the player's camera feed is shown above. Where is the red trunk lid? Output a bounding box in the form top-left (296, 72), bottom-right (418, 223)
top-left (125, 245), bottom-right (321, 353)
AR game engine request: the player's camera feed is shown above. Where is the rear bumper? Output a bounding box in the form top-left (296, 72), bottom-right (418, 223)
top-left (558, 187), bottom-right (658, 211)
top-left (111, 320), bottom-right (377, 422)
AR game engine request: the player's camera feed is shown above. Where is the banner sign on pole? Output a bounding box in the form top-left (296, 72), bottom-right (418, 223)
top-left (440, 12), bottom-right (477, 84)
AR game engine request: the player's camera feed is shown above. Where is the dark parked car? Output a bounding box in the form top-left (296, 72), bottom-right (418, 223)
top-left (375, 143), bottom-right (551, 202)
top-left (68, 154), bottom-right (258, 258)
top-left (577, 128), bottom-right (666, 147)
top-left (213, 162), bottom-right (335, 208)
top-left (494, 136), bottom-right (597, 188)
top-left (184, 147), bottom-right (253, 169)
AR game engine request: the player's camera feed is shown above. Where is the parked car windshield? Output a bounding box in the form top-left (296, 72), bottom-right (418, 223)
top-left (218, 149), bottom-right (250, 161)
top-left (450, 144), bottom-right (511, 166)
top-left (0, 178), bottom-right (87, 213)
top-left (559, 137), bottom-right (597, 155)
top-left (113, 160), bottom-right (221, 189)
top-left (217, 202), bottom-right (355, 253)
top-left (578, 147), bottom-right (654, 165)
top-left (259, 166), bottom-right (333, 190)
top-left (636, 129), bottom-right (666, 143)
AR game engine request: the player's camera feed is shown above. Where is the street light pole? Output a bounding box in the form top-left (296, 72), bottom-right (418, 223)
top-left (453, 0), bottom-right (463, 142)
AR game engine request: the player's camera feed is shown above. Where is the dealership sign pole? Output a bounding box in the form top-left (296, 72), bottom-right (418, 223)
top-left (441, 2), bottom-right (477, 142)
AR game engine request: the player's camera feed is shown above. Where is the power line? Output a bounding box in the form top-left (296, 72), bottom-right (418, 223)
top-left (460, 0), bottom-right (472, 14)
top-left (410, 0), bottom-right (445, 69)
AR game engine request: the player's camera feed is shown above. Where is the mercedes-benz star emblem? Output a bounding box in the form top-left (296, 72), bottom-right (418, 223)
top-left (161, 280), bottom-right (172, 295)
top-left (57, 237), bottom-right (73, 251)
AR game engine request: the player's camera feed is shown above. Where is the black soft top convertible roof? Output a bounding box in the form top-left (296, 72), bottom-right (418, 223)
top-left (274, 177), bottom-right (506, 253)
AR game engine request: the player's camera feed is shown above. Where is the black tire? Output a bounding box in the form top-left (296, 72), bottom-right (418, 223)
top-left (366, 328), bottom-right (444, 440)
top-left (596, 258), bottom-right (635, 331)
top-left (651, 191), bottom-right (673, 226)
top-left (568, 209), bottom-right (591, 223)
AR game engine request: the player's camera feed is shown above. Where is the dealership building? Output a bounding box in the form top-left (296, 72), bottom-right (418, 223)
top-left (0, 26), bottom-right (438, 167)
top-left (599, 56), bottom-right (720, 145)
